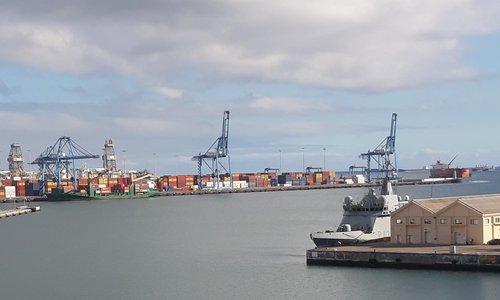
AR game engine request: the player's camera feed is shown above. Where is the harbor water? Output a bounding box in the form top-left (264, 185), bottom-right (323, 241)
top-left (1, 170), bottom-right (500, 299)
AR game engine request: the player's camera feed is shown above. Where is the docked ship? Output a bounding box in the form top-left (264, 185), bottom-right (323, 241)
top-left (310, 177), bottom-right (409, 247)
top-left (46, 184), bottom-right (160, 201)
top-left (429, 157), bottom-right (470, 179)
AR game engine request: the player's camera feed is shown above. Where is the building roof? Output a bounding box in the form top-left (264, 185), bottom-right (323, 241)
top-left (413, 198), bottom-right (457, 213)
top-left (458, 194), bottom-right (500, 215)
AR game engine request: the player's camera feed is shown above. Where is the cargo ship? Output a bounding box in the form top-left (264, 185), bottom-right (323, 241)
top-left (430, 159), bottom-right (470, 179)
top-left (46, 183), bottom-right (160, 201)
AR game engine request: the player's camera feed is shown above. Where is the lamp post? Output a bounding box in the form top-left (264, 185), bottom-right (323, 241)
top-left (323, 147), bottom-right (326, 171)
top-left (26, 149), bottom-right (31, 173)
top-left (301, 147), bottom-right (305, 174)
top-left (278, 149), bottom-right (282, 173)
top-left (153, 153), bottom-right (157, 176)
top-left (122, 150), bottom-right (127, 174)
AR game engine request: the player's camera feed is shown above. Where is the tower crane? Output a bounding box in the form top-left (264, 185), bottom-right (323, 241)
top-left (192, 111), bottom-right (232, 190)
top-left (359, 113), bottom-right (397, 183)
top-left (31, 136), bottom-right (99, 194)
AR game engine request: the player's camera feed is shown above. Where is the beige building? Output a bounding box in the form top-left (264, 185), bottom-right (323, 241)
top-left (391, 194), bottom-right (500, 245)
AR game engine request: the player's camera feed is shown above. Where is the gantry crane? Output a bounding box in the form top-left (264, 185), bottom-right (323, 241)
top-left (31, 136), bottom-right (99, 194)
top-left (192, 111), bottom-right (231, 190)
top-left (359, 113), bottom-right (397, 182)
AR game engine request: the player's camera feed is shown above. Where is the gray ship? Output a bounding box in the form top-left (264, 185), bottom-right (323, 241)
top-left (310, 177), bottom-right (408, 247)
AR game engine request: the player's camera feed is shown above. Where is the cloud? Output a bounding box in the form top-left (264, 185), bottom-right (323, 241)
top-left (1, 1), bottom-right (499, 91)
top-left (249, 96), bottom-right (309, 113)
top-left (153, 86), bottom-right (183, 99)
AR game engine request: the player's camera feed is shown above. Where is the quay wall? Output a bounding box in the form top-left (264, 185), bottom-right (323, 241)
top-left (306, 248), bottom-right (500, 271)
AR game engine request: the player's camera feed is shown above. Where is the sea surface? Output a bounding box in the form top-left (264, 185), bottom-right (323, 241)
top-left (1, 170), bottom-right (500, 300)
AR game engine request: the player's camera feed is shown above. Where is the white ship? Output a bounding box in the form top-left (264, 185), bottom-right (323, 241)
top-left (310, 177), bottom-right (408, 247)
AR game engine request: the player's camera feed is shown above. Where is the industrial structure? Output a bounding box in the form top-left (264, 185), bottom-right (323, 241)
top-left (192, 110), bottom-right (232, 190)
top-left (31, 136), bottom-right (99, 194)
top-left (102, 138), bottom-right (117, 172)
top-left (359, 113), bottom-right (397, 182)
top-left (7, 143), bottom-right (24, 176)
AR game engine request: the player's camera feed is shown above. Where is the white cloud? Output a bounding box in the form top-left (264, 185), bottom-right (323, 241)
top-left (153, 86), bottom-right (183, 99)
top-left (1, 1), bottom-right (499, 90)
top-left (249, 96), bottom-right (309, 113)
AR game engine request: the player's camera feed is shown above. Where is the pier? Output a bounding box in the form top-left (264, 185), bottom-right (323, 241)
top-left (0, 207), bottom-right (37, 219)
top-left (306, 244), bottom-right (500, 271)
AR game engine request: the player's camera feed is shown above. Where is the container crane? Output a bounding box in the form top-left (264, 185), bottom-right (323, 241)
top-left (192, 111), bottom-right (232, 190)
top-left (359, 113), bottom-right (397, 182)
top-left (31, 136), bottom-right (99, 194)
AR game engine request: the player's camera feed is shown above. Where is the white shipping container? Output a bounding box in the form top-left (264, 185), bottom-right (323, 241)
top-left (5, 186), bottom-right (16, 198)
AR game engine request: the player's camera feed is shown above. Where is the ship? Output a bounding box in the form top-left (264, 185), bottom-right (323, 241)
top-left (429, 155), bottom-right (470, 179)
top-left (46, 184), bottom-right (160, 201)
top-left (310, 177), bottom-right (409, 247)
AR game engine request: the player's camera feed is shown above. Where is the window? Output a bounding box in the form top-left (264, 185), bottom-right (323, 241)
top-left (396, 219), bottom-right (402, 224)
top-left (484, 218), bottom-right (490, 224)
top-left (470, 219), bottom-right (478, 225)
top-left (410, 218), bottom-right (415, 224)
top-left (495, 217), bottom-right (500, 224)
top-left (455, 218), bottom-right (463, 224)
top-left (440, 219), bottom-right (448, 224)
top-left (424, 219), bottom-right (432, 224)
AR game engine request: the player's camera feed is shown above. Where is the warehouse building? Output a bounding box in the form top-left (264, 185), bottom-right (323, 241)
top-left (391, 194), bottom-right (500, 245)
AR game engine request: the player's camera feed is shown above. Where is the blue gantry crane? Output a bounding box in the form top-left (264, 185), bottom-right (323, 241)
top-left (192, 111), bottom-right (232, 190)
top-left (31, 136), bottom-right (99, 194)
top-left (359, 113), bottom-right (397, 182)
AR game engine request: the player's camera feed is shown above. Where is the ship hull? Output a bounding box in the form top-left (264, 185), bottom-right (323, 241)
top-left (310, 231), bottom-right (386, 247)
top-left (46, 190), bottom-right (160, 201)
top-left (430, 168), bottom-right (470, 178)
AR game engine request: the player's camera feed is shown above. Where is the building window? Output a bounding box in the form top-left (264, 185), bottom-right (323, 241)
top-left (424, 219), bottom-right (432, 224)
top-left (410, 218), bottom-right (415, 224)
top-left (470, 219), bottom-right (478, 225)
top-left (484, 218), bottom-right (490, 224)
top-left (396, 219), bottom-right (402, 224)
top-left (495, 217), bottom-right (500, 224)
top-left (440, 219), bottom-right (447, 224)
top-left (455, 219), bottom-right (463, 224)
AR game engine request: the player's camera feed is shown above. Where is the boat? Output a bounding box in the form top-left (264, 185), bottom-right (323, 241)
top-left (429, 159), bottom-right (470, 179)
top-left (310, 177), bottom-right (409, 247)
top-left (471, 165), bottom-right (495, 172)
top-left (46, 185), bottom-right (160, 201)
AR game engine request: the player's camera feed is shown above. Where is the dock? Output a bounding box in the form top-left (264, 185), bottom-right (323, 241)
top-left (306, 243), bottom-right (500, 271)
top-left (0, 207), bottom-right (37, 219)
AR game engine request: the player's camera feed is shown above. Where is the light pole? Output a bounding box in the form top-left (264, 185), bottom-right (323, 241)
top-left (301, 147), bottom-right (305, 174)
top-left (153, 153), bottom-right (157, 176)
top-left (26, 149), bottom-right (31, 173)
top-left (323, 147), bottom-right (326, 171)
top-left (122, 150), bottom-right (127, 174)
top-left (278, 149), bottom-right (282, 173)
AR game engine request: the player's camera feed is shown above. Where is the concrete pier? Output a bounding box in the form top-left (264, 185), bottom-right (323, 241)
top-left (0, 208), bottom-right (37, 219)
top-left (306, 244), bottom-right (500, 271)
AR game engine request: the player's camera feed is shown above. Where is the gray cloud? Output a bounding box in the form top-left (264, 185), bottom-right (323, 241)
top-left (1, 0), bottom-right (499, 91)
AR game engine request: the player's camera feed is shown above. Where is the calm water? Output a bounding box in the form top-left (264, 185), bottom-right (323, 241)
top-left (1, 171), bottom-right (500, 299)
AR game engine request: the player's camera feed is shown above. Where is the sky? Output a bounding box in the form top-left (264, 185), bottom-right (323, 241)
top-left (1, 0), bottom-right (500, 176)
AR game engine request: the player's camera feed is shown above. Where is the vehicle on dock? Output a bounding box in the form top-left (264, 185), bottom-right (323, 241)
top-left (310, 177), bottom-right (409, 247)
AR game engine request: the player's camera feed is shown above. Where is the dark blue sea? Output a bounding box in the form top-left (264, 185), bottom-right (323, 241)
top-left (1, 170), bottom-right (500, 299)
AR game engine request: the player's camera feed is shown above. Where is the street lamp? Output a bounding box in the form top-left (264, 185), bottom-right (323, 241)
top-left (278, 149), bottom-right (282, 173)
top-left (323, 147), bottom-right (326, 171)
top-left (121, 150), bottom-right (127, 174)
top-left (301, 147), bottom-right (305, 174)
top-left (26, 149), bottom-right (31, 173)
top-left (153, 153), bottom-right (157, 176)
